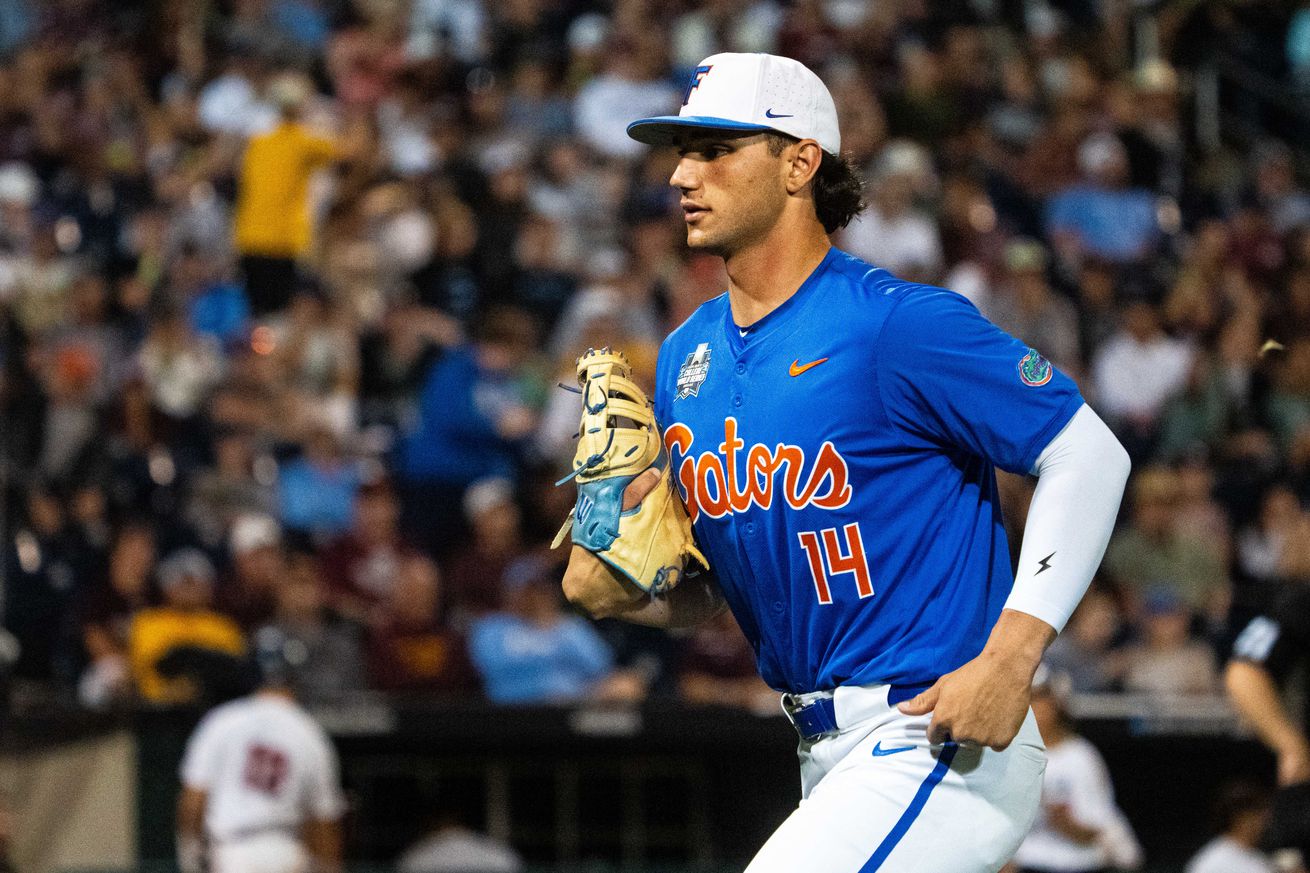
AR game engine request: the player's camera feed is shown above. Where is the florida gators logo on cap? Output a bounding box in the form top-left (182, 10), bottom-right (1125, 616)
top-left (682, 65), bottom-right (713, 106)
top-left (1018, 348), bottom-right (1053, 386)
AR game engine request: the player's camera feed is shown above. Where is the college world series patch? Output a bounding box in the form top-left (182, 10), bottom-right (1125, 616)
top-left (676, 342), bottom-right (712, 399)
top-left (1018, 348), bottom-right (1053, 386)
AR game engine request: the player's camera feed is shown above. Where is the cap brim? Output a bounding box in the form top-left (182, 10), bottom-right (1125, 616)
top-left (626, 115), bottom-right (775, 146)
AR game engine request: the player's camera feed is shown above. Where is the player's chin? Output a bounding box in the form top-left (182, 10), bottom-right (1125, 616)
top-left (684, 227), bottom-right (722, 253)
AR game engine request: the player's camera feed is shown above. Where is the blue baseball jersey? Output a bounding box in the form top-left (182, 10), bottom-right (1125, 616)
top-left (653, 247), bottom-right (1084, 694)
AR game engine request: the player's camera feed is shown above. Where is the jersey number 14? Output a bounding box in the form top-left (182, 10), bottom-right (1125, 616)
top-left (797, 522), bottom-right (872, 604)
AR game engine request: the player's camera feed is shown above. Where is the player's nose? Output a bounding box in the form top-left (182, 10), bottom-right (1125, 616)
top-left (669, 156), bottom-right (698, 192)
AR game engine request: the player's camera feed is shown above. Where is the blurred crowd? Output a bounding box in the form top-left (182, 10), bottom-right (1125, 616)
top-left (0, 0), bottom-right (1309, 714)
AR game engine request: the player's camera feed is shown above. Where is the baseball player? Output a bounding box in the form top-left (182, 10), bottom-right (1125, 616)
top-left (176, 627), bottom-right (345, 873)
top-left (1226, 583), bottom-right (1310, 862)
top-left (560, 53), bottom-right (1131, 872)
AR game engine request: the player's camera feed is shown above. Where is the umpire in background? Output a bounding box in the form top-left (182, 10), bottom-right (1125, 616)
top-left (1225, 582), bottom-right (1310, 865)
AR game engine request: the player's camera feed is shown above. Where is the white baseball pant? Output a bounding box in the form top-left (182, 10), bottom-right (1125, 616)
top-left (746, 683), bottom-right (1046, 873)
top-left (210, 831), bottom-right (309, 873)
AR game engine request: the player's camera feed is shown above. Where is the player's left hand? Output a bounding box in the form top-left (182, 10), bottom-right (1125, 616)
top-left (898, 610), bottom-right (1053, 749)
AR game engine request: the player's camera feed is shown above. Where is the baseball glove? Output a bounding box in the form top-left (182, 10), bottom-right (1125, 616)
top-left (551, 347), bottom-right (707, 594)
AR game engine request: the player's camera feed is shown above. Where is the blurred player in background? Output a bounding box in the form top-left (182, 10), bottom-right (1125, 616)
top-left (1226, 587), bottom-right (1310, 867)
top-left (564, 53), bottom-right (1131, 872)
top-left (1184, 782), bottom-right (1279, 873)
top-left (1006, 668), bottom-right (1142, 873)
top-left (175, 627), bottom-right (345, 873)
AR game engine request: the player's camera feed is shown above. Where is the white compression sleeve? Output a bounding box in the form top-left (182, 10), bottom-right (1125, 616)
top-left (1002, 403), bottom-right (1131, 633)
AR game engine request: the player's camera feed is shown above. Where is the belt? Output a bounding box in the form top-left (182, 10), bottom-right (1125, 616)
top-left (782, 693), bottom-right (839, 741)
top-left (782, 682), bottom-right (934, 742)
top-left (214, 822), bottom-right (300, 844)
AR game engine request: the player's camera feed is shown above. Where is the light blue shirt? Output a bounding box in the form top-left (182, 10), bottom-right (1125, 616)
top-left (469, 614), bottom-right (613, 704)
top-left (1045, 185), bottom-right (1158, 263)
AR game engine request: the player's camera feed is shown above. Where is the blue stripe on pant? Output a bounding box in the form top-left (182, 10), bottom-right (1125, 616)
top-left (858, 742), bottom-right (959, 872)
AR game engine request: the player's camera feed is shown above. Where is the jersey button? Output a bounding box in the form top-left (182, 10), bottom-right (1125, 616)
top-left (735, 363), bottom-right (746, 375)
top-left (772, 600), bottom-right (785, 614)
top-left (733, 395), bottom-right (742, 407)
top-left (745, 522), bottom-right (756, 535)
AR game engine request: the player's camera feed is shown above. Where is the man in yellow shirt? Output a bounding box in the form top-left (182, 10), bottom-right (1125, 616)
top-left (233, 74), bottom-right (345, 315)
top-left (129, 549), bottom-right (244, 705)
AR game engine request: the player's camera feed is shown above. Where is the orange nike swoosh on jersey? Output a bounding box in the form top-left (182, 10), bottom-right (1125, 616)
top-left (789, 357), bottom-right (829, 377)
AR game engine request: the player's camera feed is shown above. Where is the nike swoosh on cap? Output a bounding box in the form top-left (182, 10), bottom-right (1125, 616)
top-left (764, 108), bottom-right (793, 118)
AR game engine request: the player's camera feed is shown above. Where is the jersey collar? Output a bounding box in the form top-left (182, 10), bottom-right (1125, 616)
top-left (724, 246), bottom-right (840, 356)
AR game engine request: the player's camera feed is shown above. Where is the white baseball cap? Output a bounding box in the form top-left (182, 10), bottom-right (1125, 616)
top-left (627, 53), bottom-right (841, 154)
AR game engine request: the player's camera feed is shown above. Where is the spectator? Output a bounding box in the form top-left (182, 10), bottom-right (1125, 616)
top-left (1267, 340), bottom-right (1310, 455)
top-left (366, 554), bottom-right (477, 694)
top-left (269, 282), bottom-right (361, 440)
top-left (1104, 467), bottom-right (1229, 621)
top-left (408, 0), bottom-right (488, 65)
top-left (78, 522), bottom-right (156, 707)
top-left (505, 212), bottom-right (581, 333)
top-left (1250, 141), bottom-right (1310, 236)
top-left (319, 477), bottom-right (423, 625)
top-left (10, 222), bottom-right (78, 341)
top-left (324, 9), bottom-right (407, 110)
top-left (276, 426), bottom-right (362, 541)
top-left (1121, 587), bottom-right (1220, 697)
top-left (1155, 354), bottom-right (1244, 463)
top-left (504, 56), bottom-right (574, 145)
top-left (395, 309), bottom-right (540, 558)
top-left (232, 73), bottom-right (346, 315)
top-left (838, 140), bottom-right (942, 282)
top-left (1071, 257), bottom-right (1121, 366)
top-left (1043, 587), bottom-right (1129, 693)
top-left (128, 548), bottom-right (244, 705)
top-left (135, 304), bottom-right (226, 422)
top-left (678, 608), bottom-right (775, 713)
top-left (1185, 782), bottom-right (1278, 873)
top-left (196, 41), bottom-right (277, 136)
top-left (669, 3), bottom-right (781, 72)
top-left (1172, 459), bottom-right (1233, 566)
top-left (546, 248), bottom-right (662, 362)
top-left (980, 239), bottom-right (1081, 377)
top-left (1046, 132), bottom-right (1160, 265)
top-left (260, 550), bottom-right (367, 702)
top-left (445, 477), bottom-right (524, 621)
top-left (2, 484), bottom-right (83, 684)
top-left (467, 557), bottom-right (614, 704)
top-left (1236, 485), bottom-right (1310, 592)
top-left (1008, 669), bottom-right (1143, 873)
top-left (36, 343), bottom-right (104, 486)
top-left (1091, 300), bottom-right (1194, 450)
top-left (217, 513), bottom-right (287, 629)
top-left (184, 428), bottom-right (278, 550)
top-left (573, 33), bottom-right (678, 160)
top-left (178, 248), bottom-right (248, 348)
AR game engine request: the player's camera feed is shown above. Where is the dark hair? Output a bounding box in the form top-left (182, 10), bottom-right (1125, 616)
top-left (767, 134), bottom-right (866, 234)
top-left (1210, 781), bottom-right (1272, 835)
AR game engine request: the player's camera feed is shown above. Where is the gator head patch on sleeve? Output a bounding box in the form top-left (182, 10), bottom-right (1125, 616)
top-left (1018, 348), bottom-right (1052, 387)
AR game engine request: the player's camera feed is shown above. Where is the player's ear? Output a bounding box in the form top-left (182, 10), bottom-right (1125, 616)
top-left (785, 140), bottom-right (823, 195)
